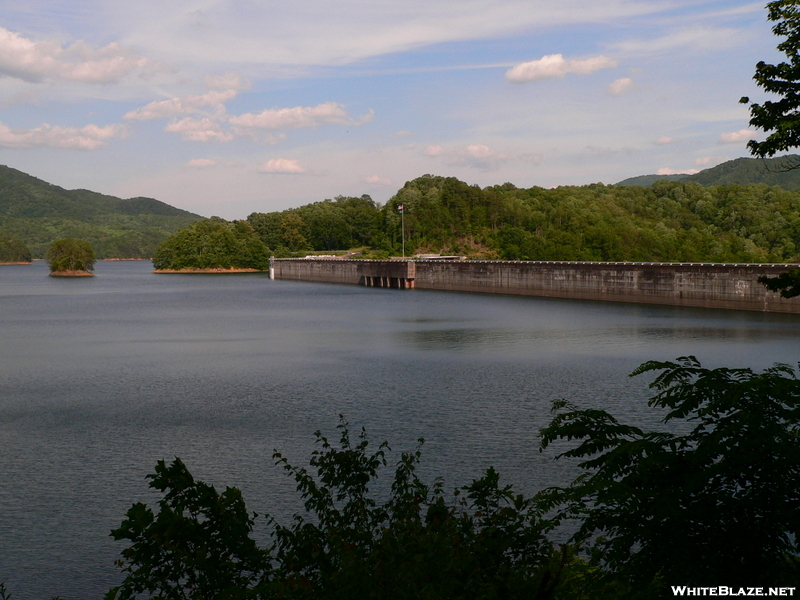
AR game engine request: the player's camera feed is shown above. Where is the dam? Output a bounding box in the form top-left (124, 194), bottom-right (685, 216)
top-left (270, 258), bottom-right (800, 314)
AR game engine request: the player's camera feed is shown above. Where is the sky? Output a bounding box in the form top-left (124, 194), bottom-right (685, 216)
top-left (0, 0), bottom-right (786, 219)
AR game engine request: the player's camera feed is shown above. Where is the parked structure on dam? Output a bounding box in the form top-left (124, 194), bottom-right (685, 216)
top-left (270, 258), bottom-right (800, 314)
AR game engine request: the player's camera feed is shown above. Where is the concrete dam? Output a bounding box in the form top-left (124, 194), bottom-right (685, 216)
top-left (270, 258), bottom-right (800, 314)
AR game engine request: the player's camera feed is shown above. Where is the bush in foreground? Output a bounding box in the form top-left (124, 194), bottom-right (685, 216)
top-left (102, 358), bottom-right (800, 599)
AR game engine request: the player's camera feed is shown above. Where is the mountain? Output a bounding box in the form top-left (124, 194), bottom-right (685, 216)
top-left (615, 155), bottom-right (800, 189)
top-left (0, 165), bottom-right (203, 258)
top-left (613, 174), bottom-right (688, 186)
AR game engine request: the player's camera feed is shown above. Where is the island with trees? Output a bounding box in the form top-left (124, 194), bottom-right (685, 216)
top-left (152, 217), bottom-right (271, 273)
top-left (46, 238), bottom-right (96, 277)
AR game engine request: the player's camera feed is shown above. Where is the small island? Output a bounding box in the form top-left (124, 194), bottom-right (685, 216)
top-left (152, 218), bottom-right (270, 273)
top-left (47, 238), bottom-right (96, 277)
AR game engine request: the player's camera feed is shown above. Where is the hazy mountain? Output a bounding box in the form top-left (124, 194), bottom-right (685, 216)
top-left (0, 165), bottom-right (203, 258)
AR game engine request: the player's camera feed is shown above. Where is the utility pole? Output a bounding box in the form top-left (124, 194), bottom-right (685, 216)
top-left (398, 204), bottom-right (405, 258)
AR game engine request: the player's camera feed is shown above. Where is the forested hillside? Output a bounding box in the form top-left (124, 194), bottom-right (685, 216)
top-left (0, 165), bottom-right (202, 258)
top-left (0, 232), bottom-right (31, 263)
top-left (616, 154), bottom-right (800, 189)
top-left (246, 176), bottom-right (800, 263)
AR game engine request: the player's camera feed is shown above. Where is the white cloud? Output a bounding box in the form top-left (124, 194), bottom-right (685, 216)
top-left (165, 117), bottom-right (233, 142)
top-left (612, 26), bottom-right (741, 55)
top-left (229, 102), bottom-right (372, 131)
top-left (364, 175), bottom-right (392, 185)
top-left (655, 136), bottom-right (677, 145)
top-left (125, 90), bottom-right (237, 120)
top-left (0, 121), bottom-right (126, 149)
top-left (0, 26), bottom-right (157, 84)
top-left (423, 145), bottom-right (445, 156)
top-left (258, 158), bottom-right (307, 174)
top-left (718, 129), bottom-right (756, 143)
top-left (204, 72), bottom-right (250, 91)
top-left (186, 158), bottom-right (217, 167)
top-left (505, 54), bottom-right (617, 83)
top-left (657, 167), bottom-right (699, 175)
top-left (608, 77), bottom-right (633, 96)
top-left (114, 1), bottom-right (664, 69)
top-left (422, 143), bottom-right (512, 170)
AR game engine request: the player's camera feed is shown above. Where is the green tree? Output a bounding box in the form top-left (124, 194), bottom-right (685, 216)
top-left (152, 218), bottom-right (270, 271)
top-left (46, 238), bottom-right (96, 272)
top-left (270, 421), bottom-right (560, 600)
top-left (0, 233), bottom-right (31, 263)
top-left (105, 458), bottom-right (269, 600)
top-left (539, 357), bottom-right (800, 591)
top-left (758, 268), bottom-right (800, 297)
top-left (108, 421), bottom-right (567, 600)
top-left (740, 0), bottom-right (800, 161)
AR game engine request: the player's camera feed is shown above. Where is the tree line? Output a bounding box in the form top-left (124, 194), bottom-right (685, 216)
top-left (152, 177), bottom-right (800, 270)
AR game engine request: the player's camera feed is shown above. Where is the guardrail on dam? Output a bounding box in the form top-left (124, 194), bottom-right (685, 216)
top-left (270, 258), bottom-right (800, 314)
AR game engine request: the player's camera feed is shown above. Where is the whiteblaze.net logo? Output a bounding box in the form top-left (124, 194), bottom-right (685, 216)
top-left (672, 587), bottom-right (796, 597)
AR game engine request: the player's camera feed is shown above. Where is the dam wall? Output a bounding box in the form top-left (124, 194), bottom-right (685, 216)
top-left (271, 258), bottom-right (800, 314)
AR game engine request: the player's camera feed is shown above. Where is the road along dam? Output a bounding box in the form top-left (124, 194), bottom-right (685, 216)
top-left (270, 258), bottom-right (800, 314)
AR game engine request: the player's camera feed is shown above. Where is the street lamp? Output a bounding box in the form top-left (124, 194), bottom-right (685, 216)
top-left (398, 203), bottom-right (405, 258)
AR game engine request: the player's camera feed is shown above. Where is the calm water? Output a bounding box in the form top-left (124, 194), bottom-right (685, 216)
top-left (1, 260), bottom-right (798, 599)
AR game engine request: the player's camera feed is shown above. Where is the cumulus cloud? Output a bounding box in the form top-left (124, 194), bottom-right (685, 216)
top-left (258, 158), bottom-right (307, 174)
top-left (505, 54), bottom-right (617, 83)
top-left (718, 129), bottom-right (756, 144)
top-left (422, 143), bottom-right (512, 170)
top-left (608, 77), bottom-right (633, 96)
top-left (655, 136), bottom-right (677, 145)
top-left (165, 117), bottom-right (233, 142)
top-left (657, 167), bottom-right (699, 175)
top-left (229, 102), bottom-right (373, 131)
top-left (0, 26), bottom-right (157, 84)
top-left (125, 90), bottom-right (237, 120)
top-left (0, 121), bottom-right (126, 149)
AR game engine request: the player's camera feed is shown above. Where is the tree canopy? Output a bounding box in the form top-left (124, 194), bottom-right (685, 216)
top-left (741, 0), bottom-right (800, 161)
top-left (0, 233), bottom-right (31, 263)
top-left (46, 238), bottom-right (96, 273)
top-left (540, 357), bottom-right (800, 590)
top-left (152, 218), bottom-right (270, 271)
top-left (243, 177), bottom-right (800, 263)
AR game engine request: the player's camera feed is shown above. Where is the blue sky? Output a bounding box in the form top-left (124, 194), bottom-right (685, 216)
top-left (0, 0), bottom-right (783, 218)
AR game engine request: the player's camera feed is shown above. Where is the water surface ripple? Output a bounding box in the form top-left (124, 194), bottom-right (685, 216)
top-left (1, 260), bottom-right (798, 599)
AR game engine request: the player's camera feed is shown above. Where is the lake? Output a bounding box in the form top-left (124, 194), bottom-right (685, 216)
top-left (1, 260), bottom-right (798, 599)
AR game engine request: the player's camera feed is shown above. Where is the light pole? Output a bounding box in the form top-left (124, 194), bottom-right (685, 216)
top-left (398, 203), bottom-right (405, 258)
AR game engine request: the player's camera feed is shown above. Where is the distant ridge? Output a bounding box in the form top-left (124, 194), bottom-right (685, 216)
top-left (615, 155), bottom-right (800, 190)
top-left (614, 173), bottom-right (688, 187)
top-left (0, 165), bottom-right (203, 258)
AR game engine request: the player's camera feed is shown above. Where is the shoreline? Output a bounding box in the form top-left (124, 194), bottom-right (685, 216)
top-left (101, 258), bottom-right (151, 262)
top-left (153, 268), bottom-right (264, 274)
top-left (0, 262), bottom-right (32, 265)
top-left (49, 270), bottom-right (95, 277)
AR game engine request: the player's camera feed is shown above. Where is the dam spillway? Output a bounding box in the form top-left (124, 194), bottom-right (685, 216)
top-left (270, 258), bottom-right (800, 314)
